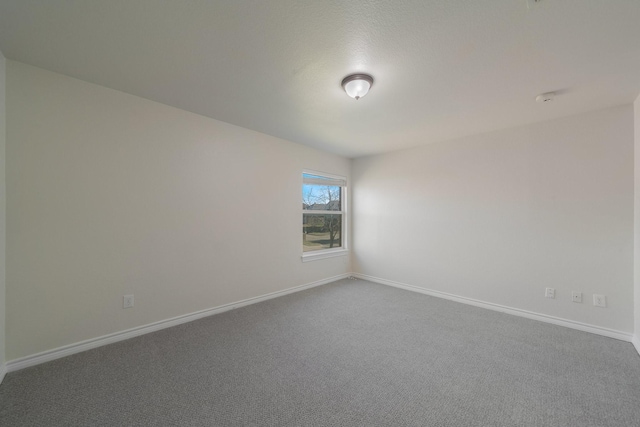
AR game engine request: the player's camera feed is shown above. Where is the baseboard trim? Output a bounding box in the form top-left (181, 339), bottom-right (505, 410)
top-left (6, 273), bottom-right (350, 373)
top-left (352, 273), bottom-right (633, 343)
top-left (0, 363), bottom-right (6, 385)
top-left (632, 335), bottom-right (640, 356)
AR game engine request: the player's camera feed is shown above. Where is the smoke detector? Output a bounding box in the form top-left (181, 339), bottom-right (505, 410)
top-left (536, 92), bottom-right (555, 103)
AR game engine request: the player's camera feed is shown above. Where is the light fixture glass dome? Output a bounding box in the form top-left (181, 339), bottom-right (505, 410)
top-left (341, 74), bottom-right (374, 100)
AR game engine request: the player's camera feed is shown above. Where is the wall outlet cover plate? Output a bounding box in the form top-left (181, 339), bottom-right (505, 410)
top-left (593, 294), bottom-right (606, 308)
top-left (572, 291), bottom-right (582, 303)
top-left (123, 295), bottom-right (135, 309)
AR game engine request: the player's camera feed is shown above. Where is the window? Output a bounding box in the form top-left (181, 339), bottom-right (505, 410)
top-left (302, 171), bottom-right (347, 261)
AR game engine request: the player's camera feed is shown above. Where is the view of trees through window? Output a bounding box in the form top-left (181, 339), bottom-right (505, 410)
top-left (303, 178), bottom-right (343, 252)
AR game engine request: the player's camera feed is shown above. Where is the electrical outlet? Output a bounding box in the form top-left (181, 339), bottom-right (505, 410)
top-left (593, 294), bottom-right (606, 308)
top-left (123, 294), bottom-right (135, 309)
top-left (545, 287), bottom-right (555, 299)
top-left (571, 291), bottom-right (582, 303)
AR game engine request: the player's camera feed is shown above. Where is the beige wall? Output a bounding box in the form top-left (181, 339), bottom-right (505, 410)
top-left (635, 95), bottom-right (640, 345)
top-left (0, 51), bottom-right (6, 373)
top-left (353, 105), bottom-right (634, 333)
top-left (5, 61), bottom-right (351, 361)
top-left (3, 58), bottom-right (637, 363)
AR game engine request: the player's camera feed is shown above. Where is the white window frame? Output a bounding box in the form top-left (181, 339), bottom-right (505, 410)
top-left (302, 169), bottom-right (348, 262)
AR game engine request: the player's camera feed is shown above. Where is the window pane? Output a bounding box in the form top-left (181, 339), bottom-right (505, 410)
top-left (303, 214), bottom-right (342, 252)
top-left (302, 185), bottom-right (341, 211)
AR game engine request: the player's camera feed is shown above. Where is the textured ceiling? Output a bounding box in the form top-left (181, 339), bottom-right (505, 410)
top-left (1, 0), bottom-right (639, 158)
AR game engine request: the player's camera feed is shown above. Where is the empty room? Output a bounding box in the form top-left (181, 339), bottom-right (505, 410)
top-left (1, 1), bottom-right (640, 426)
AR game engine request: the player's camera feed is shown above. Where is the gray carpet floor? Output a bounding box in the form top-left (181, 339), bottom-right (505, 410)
top-left (1, 278), bottom-right (639, 426)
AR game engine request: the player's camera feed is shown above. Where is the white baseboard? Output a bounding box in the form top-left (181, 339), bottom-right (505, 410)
top-left (352, 273), bottom-right (633, 343)
top-left (632, 335), bottom-right (640, 356)
top-left (6, 273), bottom-right (350, 373)
top-left (0, 363), bottom-right (6, 385)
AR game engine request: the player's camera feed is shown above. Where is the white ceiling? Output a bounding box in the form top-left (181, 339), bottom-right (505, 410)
top-left (1, 1), bottom-right (639, 158)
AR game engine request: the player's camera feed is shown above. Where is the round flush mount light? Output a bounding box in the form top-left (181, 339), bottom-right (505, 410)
top-left (341, 73), bottom-right (374, 100)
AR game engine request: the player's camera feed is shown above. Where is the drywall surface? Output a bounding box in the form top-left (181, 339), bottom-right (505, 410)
top-left (6, 61), bottom-right (351, 361)
top-left (635, 95), bottom-right (640, 343)
top-left (353, 105), bottom-right (634, 333)
top-left (0, 51), bottom-right (6, 371)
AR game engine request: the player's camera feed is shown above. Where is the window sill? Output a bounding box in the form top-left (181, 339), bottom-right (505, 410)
top-left (301, 248), bottom-right (349, 262)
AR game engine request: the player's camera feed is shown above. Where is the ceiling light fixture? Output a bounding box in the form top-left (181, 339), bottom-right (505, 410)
top-left (341, 74), bottom-right (374, 100)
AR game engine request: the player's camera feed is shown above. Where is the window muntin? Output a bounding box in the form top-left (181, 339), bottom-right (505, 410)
top-left (302, 172), bottom-right (346, 254)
